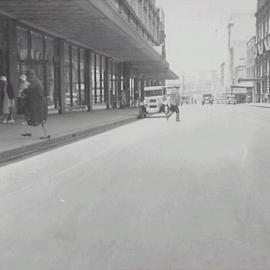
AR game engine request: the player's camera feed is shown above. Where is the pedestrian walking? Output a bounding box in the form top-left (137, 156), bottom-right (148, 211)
top-left (17, 74), bottom-right (30, 114)
top-left (166, 88), bottom-right (180, 122)
top-left (137, 97), bottom-right (148, 118)
top-left (134, 91), bottom-right (139, 108)
top-left (159, 95), bottom-right (169, 115)
top-left (21, 69), bottom-right (50, 139)
top-left (0, 76), bottom-right (15, 124)
top-left (120, 91), bottom-right (127, 108)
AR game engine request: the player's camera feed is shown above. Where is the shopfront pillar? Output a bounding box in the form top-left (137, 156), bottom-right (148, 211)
top-left (84, 50), bottom-right (92, 111)
top-left (141, 77), bottom-right (145, 100)
top-left (117, 62), bottom-right (122, 107)
top-left (123, 62), bottom-right (131, 106)
top-left (58, 39), bottom-right (66, 114)
top-left (7, 19), bottom-right (18, 93)
top-left (134, 75), bottom-right (138, 97)
top-left (104, 56), bottom-right (110, 109)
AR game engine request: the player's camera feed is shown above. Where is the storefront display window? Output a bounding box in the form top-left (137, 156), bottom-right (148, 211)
top-left (80, 49), bottom-right (85, 106)
top-left (17, 27), bottom-right (30, 74)
top-left (100, 55), bottom-right (105, 103)
top-left (64, 43), bottom-right (71, 109)
top-left (91, 53), bottom-right (96, 104)
top-left (3, 15), bottom-right (117, 114)
top-left (31, 31), bottom-right (44, 85)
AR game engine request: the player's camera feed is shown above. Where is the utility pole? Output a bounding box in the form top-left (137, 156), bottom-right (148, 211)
top-left (182, 72), bottom-right (185, 94)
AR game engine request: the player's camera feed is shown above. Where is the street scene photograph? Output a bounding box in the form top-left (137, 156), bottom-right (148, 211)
top-left (1, 0), bottom-right (270, 269)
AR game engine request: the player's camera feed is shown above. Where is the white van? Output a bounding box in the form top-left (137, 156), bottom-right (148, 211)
top-left (143, 86), bottom-right (167, 113)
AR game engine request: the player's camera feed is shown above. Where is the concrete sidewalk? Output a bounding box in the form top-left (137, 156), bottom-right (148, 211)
top-left (249, 103), bottom-right (270, 109)
top-left (0, 108), bottom-right (139, 164)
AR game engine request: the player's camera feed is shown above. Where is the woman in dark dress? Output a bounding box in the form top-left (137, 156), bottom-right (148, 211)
top-left (21, 69), bottom-right (50, 139)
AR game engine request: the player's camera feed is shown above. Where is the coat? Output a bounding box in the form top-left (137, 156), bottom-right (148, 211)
top-left (22, 78), bottom-right (48, 126)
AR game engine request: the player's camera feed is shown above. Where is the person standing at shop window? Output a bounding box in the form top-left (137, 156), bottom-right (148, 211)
top-left (0, 76), bottom-right (15, 124)
top-left (21, 69), bottom-right (50, 139)
top-left (134, 91), bottom-right (139, 108)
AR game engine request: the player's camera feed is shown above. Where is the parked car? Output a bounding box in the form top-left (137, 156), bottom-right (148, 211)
top-left (226, 94), bottom-right (236, 105)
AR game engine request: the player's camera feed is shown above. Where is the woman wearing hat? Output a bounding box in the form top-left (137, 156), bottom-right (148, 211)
top-left (0, 76), bottom-right (15, 124)
top-left (21, 69), bottom-right (50, 139)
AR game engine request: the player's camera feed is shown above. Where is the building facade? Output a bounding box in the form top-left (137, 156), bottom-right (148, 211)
top-left (247, 36), bottom-right (257, 102)
top-left (227, 13), bottom-right (255, 102)
top-left (0, 0), bottom-right (177, 114)
top-left (256, 0), bottom-right (270, 102)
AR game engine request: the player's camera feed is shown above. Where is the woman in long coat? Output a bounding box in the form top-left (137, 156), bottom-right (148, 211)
top-left (21, 69), bottom-right (50, 139)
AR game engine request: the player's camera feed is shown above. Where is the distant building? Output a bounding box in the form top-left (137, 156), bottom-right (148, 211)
top-left (220, 62), bottom-right (226, 92)
top-left (247, 36), bottom-right (257, 102)
top-left (255, 0), bottom-right (270, 102)
top-left (227, 13), bottom-right (255, 103)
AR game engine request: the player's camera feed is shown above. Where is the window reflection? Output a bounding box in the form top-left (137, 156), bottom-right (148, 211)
top-left (17, 27), bottom-right (29, 74)
top-left (31, 31), bottom-right (44, 84)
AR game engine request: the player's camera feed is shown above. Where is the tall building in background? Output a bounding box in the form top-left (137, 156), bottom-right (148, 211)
top-left (247, 36), bottom-right (257, 102)
top-left (256, 0), bottom-right (270, 102)
top-left (220, 62), bottom-right (226, 92)
top-left (227, 13), bottom-right (255, 102)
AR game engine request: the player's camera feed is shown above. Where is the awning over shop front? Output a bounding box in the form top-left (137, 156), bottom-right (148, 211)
top-left (231, 82), bottom-right (254, 94)
top-left (0, 0), bottom-right (178, 80)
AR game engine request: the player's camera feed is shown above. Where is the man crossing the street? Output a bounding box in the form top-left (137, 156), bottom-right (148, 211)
top-left (166, 88), bottom-right (180, 122)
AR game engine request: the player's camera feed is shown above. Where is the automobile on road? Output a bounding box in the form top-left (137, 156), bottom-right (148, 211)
top-left (202, 93), bottom-right (214, 105)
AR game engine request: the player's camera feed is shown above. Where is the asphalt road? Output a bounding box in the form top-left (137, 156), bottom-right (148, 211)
top-left (1, 105), bottom-right (270, 270)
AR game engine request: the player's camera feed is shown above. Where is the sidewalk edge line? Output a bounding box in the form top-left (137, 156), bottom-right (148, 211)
top-left (0, 118), bottom-right (138, 165)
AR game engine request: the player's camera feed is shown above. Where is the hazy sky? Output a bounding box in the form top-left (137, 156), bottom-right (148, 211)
top-left (156, 0), bottom-right (257, 77)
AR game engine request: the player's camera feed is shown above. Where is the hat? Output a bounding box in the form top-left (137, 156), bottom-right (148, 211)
top-left (19, 74), bottom-right (27, 81)
top-left (0, 76), bottom-right (7, 82)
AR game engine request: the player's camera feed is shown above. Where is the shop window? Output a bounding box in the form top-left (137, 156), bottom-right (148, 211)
top-left (130, 77), bottom-right (135, 106)
top-left (96, 54), bottom-right (101, 103)
top-left (91, 53), bottom-right (96, 104)
top-left (31, 31), bottom-right (44, 85)
top-left (79, 49), bottom-right (85, 106)
top-left (17, 27), bottom-right (30, 74)
top-left (71, 46), bottom-right (79, 107)
top-left (64, 43), bottom-right (71, 108)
